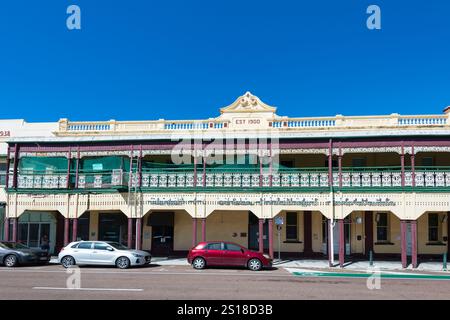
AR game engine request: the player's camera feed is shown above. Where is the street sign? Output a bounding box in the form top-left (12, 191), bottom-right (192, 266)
top-left (275, 217), bottom-right (284, 225)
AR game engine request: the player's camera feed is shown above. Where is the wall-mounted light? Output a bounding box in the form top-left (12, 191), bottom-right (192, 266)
top-left (375, 213), bottom-right (380, 223)
top-left (442, 214), bottom-right (448, 224)
top-left (355, 217), bottom-right (363, 224)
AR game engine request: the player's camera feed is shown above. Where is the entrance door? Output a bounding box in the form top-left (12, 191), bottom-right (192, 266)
top-left (148, 212), bottom-right (175, 256)
top-left (322, 218), bottom-right (351, 256)
top-left (98, 213), bottom-right (128, 245)
top-left (248, 212), bottom-right (268, 250)
top-left (151, 226), bottom-right (174, 256)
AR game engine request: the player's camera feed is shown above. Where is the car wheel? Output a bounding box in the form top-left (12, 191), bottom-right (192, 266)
top-left (4, 255), bottom-right (18, 267)
top-left (248, 258), bottom-right (262, 271)
top-left (192, 257), bottom-right (206, 270)
top-left (116, 257), bottom-right (130, 269)
top-left (61, 256), bottom-right (76, 268)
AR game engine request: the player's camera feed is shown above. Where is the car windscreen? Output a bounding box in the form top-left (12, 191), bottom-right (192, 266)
top-left (108, 242), bottom-right (129, 250)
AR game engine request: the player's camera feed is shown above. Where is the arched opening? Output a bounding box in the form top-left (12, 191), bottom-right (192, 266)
top-left (143, 210), bottom-right (192, 256)
top-left (15, 210), bottom-right (65, 254)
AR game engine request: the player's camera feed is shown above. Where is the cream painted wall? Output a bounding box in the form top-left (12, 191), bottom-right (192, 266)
top-left (312, 212), bottom-right (324, 253)
top-left (205, 211), bottom-right (249, 247)
top-left (373, 212), bottom-right (401, 254)
top-left (89, 211), bottom-right (99, 241)
top-left (350, 212), bottom-right (364, 254)
top-left (271, 211), bottom-right (304, 253)
top-left (417, 212), bottom-right (448, 255)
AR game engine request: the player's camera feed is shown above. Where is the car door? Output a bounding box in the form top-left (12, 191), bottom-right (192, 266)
top-left (91, 242), bottom-right (116, 265)
top-left (224, 243), bottom-right (247, 266)
top-left (203, 242), bottom-right (225, 266)
top-left (72, 242), bottom-right (94, 264)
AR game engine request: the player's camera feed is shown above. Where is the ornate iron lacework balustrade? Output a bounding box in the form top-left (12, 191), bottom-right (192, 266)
top-left (11, 167), bottom-right (450, 190)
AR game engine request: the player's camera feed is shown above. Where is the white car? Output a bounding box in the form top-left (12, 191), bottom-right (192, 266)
top-left (58, 241), bottom-right (151, 269)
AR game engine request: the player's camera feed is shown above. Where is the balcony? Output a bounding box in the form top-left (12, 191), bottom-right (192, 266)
top-left (8, 166), bottom-right (450, 192)
top-left (11, 169), bottom-right (128, 190)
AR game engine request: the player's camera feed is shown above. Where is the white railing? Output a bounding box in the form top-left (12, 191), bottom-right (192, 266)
top-left (57, 112), bottom-right (449, 135)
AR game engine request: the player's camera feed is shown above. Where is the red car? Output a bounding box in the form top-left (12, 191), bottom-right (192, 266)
top-left (187, 241), bottom-right (272, 271)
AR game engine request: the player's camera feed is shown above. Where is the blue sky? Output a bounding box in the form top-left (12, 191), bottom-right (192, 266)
top-left (0, 0), bottom-right (449, 121)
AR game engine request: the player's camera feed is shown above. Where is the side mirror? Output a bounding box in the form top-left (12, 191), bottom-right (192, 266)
top-left (107, 247), bottom-right (114, 251)
top-left (241, 249), bottom-right (245, 253)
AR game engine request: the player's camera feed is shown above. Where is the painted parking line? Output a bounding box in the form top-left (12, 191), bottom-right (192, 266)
top-left (285, 268), bottom-right (450, 280)
top-left (33, 287), bottom-right (143, 292)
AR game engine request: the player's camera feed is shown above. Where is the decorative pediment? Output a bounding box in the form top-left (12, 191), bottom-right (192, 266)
top-left (220, 91), bottom-right (277, 114)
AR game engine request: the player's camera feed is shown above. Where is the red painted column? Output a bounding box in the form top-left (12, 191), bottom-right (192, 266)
top-left (66, 149), bottom-right (71, 188)
top-left (74, 148), bottom-right (80, 188)
top-left (64, 218), bottom-right (70, 246)
top-left (72, 218), bottom-right (78, 242)
top-left (400, 220), bottom-right (407, 268)
top-left (193, 157), bottom-right (198, 187)
top-left (411, 220), bottom-right (418, 268)
top-left (411, 145), bottom-right (415, 187)
top-left (328, 219), bottom-right (333, 267)
top-left (3, 217), bottom-right (9, 241)
top-left (201, 218), bottom-right (206, 242)
top-left (259, 156), bottom-right (263, 187)
top-left (400, 145), bottom-right (405, 187)
top-left (192, 218), bottom-right (198, 247)
top-left (338, 155), bottom-right (342, 188)
top-left (258, 219), bottom-right (264, 253)
top-left (127, 217), bottom-right (133, 248)
top-left (5, 147), bottom-right (10, 189)
top-left (269, 156), bottom-right (273, 187)
top-left (12, 144), bottom-right (19, 189)
top-left (202, 157), bottom-right (206, 187)
top-left (339, 219), bottom-right (345, 268)
top-left (12, 218), bottom-right (17, 242)
top-left (268, 219), bottom-right (274, 259)
top-left (328, 139), bottom-right (333, 187)
top-left (135, 218), bottom-right (142, 250)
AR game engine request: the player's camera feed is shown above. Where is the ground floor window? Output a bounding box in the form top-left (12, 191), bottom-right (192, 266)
top-left (428, 213), bottom-right (439, 242)
top-left (286, 212), bottom-right (298, 241)
top-left (376, 212), bottom-right (389, 242)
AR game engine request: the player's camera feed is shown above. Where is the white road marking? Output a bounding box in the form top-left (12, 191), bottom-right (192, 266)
top-left (0, 268), bottom-right (292, 277)
top-left (33, 287), bottom-right (143, 292)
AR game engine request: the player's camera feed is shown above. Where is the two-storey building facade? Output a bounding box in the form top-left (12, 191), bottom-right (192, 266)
top-left (3, 92), bottom-right (450, 268)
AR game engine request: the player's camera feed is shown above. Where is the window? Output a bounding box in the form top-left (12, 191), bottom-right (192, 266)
top-left (77, 242), bottom-right (93, 249)
top-left (428, 213), bottom-right (439, 242)
top-left (352, 158), bottom-right (367, 167)
top-left (286, 212), bottom-right (298, 241)
top-left (206, 243), bottom-right (223, 250)
top-left (422, 157), bottom-right (434, 167)
top-left (94, 242), bottom-right (111, 250)
top-left (376, 213), bottom-right (388, 242)
top-left (225, 243), bottom-right (242, 251)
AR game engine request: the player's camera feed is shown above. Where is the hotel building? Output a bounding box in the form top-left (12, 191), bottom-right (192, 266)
top-left (2, 92), bottom-right (450, 268)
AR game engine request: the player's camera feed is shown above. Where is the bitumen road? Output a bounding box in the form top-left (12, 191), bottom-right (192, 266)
top-left (0, 263), bottom-right (450, 300)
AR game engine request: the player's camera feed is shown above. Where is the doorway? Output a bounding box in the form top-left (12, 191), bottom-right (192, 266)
top-left (248, 212), bottom-right (269, 251)
top-left (322, 217), bottom-right (351, 256)
top-left (148, 212), bottom-right (174, 256)
top-left (98, 213), bottom-right (128, 245)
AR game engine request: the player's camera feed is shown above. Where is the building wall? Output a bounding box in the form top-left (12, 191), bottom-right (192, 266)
top-left (350, 211), bottom-right (365, 254)
top-left (89, 211), bottom-right (99, 241)
top-left (373, 212), bottom-right (401, 254)
top-left (417, 212), bottom-right (448, 255)
top-left (271, 211), bottom-right (304, 253)
top-left (312, 212), bottom-right (324, 253)
top-left (205, 211), bottom-right (249, 247)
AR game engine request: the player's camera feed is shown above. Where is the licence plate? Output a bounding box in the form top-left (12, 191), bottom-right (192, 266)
top-left (40, 257), bottom-right (48, 260)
